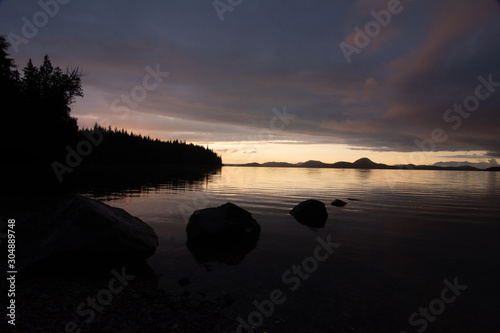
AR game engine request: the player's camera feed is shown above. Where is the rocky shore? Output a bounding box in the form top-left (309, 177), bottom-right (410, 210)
top-left (5, 263), bottom-right (236, 333)
top-left (0, 193), bottom-right (237, 332)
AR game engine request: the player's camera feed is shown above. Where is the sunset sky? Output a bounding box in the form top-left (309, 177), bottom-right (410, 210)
top-left (1, 0), bottom-right (499, 166)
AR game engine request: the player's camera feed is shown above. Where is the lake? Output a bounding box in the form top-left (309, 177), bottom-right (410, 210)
top-left (80, 167), bottom-right (500, 332)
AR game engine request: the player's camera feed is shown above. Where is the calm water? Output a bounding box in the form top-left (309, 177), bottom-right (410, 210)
top-left (80, 167), bottom-right (500, 332)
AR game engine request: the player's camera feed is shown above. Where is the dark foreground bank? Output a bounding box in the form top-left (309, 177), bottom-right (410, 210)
top-left (1, 261), bottom-right (236, 333)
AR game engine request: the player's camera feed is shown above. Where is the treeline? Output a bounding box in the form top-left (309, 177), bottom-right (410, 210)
top-left (79, 124), bottom-right (222, 166)
top-left (0, 35), bottom-right (221, 191)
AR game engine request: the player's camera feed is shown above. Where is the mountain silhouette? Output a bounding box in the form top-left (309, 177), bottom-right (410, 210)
top-left (234, 157), bottom-right (493, 171)
top-left (301, 160), bottom-right (329, 168)
top-left (352, 157), bottom-right (381, 168)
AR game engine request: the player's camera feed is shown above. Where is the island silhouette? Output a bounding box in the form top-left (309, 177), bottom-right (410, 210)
top-left (229, 157), bottom-right (497, 171)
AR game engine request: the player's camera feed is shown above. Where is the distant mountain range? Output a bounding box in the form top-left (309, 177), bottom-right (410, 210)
top-left (432, 160), bottom-right (498, 169)
top-left (225, 158), bottom-right (500, 171)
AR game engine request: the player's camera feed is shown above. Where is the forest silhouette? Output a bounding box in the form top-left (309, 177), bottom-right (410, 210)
top-left (0, 35), bottom-right (222, 192)
top-left (79, 124), bottom-right (221, 167)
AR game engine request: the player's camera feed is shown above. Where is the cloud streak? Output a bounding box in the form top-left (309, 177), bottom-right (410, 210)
top-left (1, 0), bottom-right (499, 161)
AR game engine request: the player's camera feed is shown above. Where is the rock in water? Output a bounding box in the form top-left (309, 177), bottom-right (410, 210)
top-left (186, 203), bottom-right (261, 265)
top-left (331, 199), bottom-right (348, 207)
top-left (187, 203), bottom-right (260, 243)
top-left (16, 193), bottom-right (159, 270)
top-left (290, 199), bottom-right (328, 228)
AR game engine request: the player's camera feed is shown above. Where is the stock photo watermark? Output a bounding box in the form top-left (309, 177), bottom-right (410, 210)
top-left (7, 0), bottom-right (71, 54)
top-left (340, 0), bottom-right (413, 64)
top-left (385, 73), bottom-right (499, 188)
top-left (110, 64), bottom-right (170, 119)
top-left (62, 267), bottom-right (135, 333)
top-left (236, 235), bottom-right (340, 332)
top-left (5, 219), bottom-right (16, 326)
top-left (213, 0), bottom-right (244, 22)
top-left (400, 277), bottom-right (467, 333)
top-left (51, 64), bottom-right (169, 183)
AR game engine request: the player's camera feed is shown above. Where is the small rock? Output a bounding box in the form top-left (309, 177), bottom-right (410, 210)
top-left (331, 199), bottom-right (347, 207)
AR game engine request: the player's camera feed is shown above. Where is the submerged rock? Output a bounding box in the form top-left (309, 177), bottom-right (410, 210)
top-left (186, 203), bottom-right (260, 265)
top-left (15, 193), bottom-right (159, 270)
top-left (331, 199), bottom-right (348, 207)
top-left (290, 199), bottom-right (328, 228)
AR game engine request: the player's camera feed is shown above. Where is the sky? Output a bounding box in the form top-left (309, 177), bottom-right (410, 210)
top-left (1, 0), bottom-right (499, 166)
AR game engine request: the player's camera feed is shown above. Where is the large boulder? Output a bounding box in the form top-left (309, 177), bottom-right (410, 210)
top-left (14, 193), bottom-right (159, 270)
top-left (290, 199), bottom-right (328, 228)
top-left (186, 203), bottom-right (260, 265)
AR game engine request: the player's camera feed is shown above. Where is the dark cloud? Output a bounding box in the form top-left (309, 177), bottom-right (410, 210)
top-left (1, 0), bottom-right (499, 157)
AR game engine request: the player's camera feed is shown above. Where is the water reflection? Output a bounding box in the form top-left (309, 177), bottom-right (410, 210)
top-left (487, 171), bottom-right (500, 195)
top-left (67, 166), bottom-right (500, 332)
top-left (71, 165), bottom-right (221, 200)
top-left (354, 169), bottom-right (372, 181)
top-left (186, 237), bottom-right (260, 267)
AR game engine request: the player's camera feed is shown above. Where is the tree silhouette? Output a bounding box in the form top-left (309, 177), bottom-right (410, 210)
top-left (78, 124), bottom-right (222, 167)
top-left (1, 36), bottom-right (22, 165)
top-left (0, 36), bottom-right (19, 89)
top-left (1, 35), bottom-right (221, 192)
top-left (20, 55), bottom-right (82, 152)
top-left (1, 35), bottom-right (83, 188)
